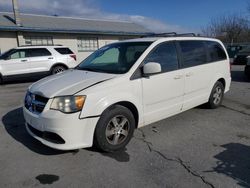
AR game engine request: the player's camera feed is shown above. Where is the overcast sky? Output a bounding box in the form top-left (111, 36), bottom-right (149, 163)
top-left (0, 0), bottom-right (248, 33)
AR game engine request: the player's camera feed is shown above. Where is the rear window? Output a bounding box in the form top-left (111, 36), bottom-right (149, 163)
top-left (206, 41), bottom-right (227, 62)
top-left (55, 48), bottom-right (74, 55)
top-left (179, 41), bottom-right (207, 68)
top-left (27, 48), bottom-right (51, 57)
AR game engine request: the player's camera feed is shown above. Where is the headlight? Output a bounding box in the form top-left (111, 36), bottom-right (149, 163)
top-left (50, 96), bottom-right (86, 113)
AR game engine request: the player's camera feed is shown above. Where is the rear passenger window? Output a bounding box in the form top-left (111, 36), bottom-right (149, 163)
top-left (27, 48), bottom-right (51, 57)
top-left (55, 48), bottom-right (73, 55)
top-left (206, 41), bottom-right (227, 62)
top-left (144, 42), bottom-right (179, 72)
top-left (179, 41), bottom-right (207, 68)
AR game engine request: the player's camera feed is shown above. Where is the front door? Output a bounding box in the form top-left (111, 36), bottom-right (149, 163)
top-left (0, 49), bottom-right (30, 76)
top-left (141, 41), bottom-right (184, 125)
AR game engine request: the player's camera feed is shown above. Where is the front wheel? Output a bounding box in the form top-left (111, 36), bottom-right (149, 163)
top-left (94, 105), bottom-right (135, 152)
top-left (206, 81), bottom-right (225, 109)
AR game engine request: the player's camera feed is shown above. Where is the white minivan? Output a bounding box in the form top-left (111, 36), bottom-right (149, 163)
top-left (23, 36), bottom-right (231, 152)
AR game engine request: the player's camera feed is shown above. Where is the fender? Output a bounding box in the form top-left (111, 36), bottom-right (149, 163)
top-left (208, 73), bottom-right (226, 96)
top-left (80, 91), bottom-right (143, 127)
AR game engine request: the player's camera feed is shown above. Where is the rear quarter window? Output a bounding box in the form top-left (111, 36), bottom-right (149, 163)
top-left (55, 48), bottom-right (74, 55)
top-left (206, 41), bottom-right (227, 62)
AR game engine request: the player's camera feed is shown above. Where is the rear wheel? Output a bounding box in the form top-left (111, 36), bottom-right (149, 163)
top-left (51, 65), bottom-right (66, 75)
top-left (206, 81), bottom-right (225, 109)
top-left (94, 105), bottom-right (135, 152)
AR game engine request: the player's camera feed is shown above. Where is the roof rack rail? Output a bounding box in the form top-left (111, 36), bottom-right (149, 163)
top-left (142, 32), bottom-right (196, 38)
top-left (142, 32), bottom-right (177, 38)
top-left (19, 44), bottom-right (63, 47)
top-left (175, 33), bottom-right (196, 37)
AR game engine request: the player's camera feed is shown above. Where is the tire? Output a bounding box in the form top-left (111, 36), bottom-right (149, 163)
top-left (94, 105), bottom-right (135, 152)
top-left (245, 66), bottom-right (250, 79)
top-left (51, 65), bottom-right (66, 75)
top-left (0, 75), bottom-right (3, 85)
top-left (206, 81), bottom-right (225, 109)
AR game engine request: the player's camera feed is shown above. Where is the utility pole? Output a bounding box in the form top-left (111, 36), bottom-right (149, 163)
top-left (12, 0), bottom-right (22, 47)
top-left (12, 0), bottom-right (22, 26)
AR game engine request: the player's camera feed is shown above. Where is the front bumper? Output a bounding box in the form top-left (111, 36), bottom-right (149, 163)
top-left (23, 106), bottom-right (99, 150)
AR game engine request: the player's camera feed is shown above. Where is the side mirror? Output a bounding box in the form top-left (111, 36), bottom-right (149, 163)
top-left (143, 62), bottom-right (162, 76)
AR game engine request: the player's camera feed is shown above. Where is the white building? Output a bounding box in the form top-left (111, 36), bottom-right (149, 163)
top-left (0, 12), bottom-right (150, 62)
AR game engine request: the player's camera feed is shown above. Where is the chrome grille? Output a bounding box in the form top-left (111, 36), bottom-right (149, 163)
top-left (25, 92), bottom-right (48, 114)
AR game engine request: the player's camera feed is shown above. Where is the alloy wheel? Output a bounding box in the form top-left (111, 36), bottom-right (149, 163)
top-left (105, 115), bottom-right (130, 145)
top-left (213, 86), bottom-right (223, 105)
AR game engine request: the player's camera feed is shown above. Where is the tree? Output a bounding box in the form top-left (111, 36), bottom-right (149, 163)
top-left (202, 14), bottom-right (250, 44)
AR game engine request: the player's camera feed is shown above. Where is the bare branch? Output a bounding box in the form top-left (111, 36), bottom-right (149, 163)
top-left (202, 13), bottom-right (250, 43)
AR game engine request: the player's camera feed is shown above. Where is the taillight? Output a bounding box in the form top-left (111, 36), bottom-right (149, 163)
top-left (70, 54), bottom-right (76, 61)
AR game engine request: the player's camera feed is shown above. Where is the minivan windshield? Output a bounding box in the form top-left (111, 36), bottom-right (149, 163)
top-left (76, 42), bottom-right (152, 74)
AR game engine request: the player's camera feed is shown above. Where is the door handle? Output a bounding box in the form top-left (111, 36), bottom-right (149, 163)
top-left (21, 59), bottom-right (28, 62)
top-left (48, 57), bottom-right (54, 59)
top-left (186, 72), bottom-right (193, 77)
top-left (174, 75), bottom-right (183, 80)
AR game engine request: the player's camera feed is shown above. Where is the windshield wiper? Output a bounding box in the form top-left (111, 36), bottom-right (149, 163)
top-left (77, 67), bottom-right (106, 73)
top-left (76, 67), bottom-right (95, 71)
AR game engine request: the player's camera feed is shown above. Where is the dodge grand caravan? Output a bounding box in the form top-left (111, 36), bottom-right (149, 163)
top-left (23, 36), bottom-right (231, 152)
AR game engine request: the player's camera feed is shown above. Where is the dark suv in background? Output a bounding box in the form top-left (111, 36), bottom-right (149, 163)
top-left (233, 45), bottom-right (250, 65)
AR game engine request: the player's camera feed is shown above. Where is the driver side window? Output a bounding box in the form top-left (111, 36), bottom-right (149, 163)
top-left (144, 41), bottom-right (179, 73)
top-left (9, 50), bottom-right (26, 60)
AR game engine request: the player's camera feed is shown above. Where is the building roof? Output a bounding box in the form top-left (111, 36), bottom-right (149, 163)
top-left (0, 12), bottom-right (151, 36)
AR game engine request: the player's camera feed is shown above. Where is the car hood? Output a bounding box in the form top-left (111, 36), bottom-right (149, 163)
top-left (29, 69), bottom-right (117, 98)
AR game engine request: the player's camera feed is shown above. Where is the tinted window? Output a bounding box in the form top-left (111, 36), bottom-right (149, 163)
top-left (55, 48), bottom-right (74, 55)
top-left (27, 48), bottom-right (51, 57)
top-left (207, 41), bottom-right (227, 62)
top-left (179, 41), bottom-right (207, 68)
top-left (144, 42), bottom-right (178, 72)
top-left (0, 49), bottom-right (16, 59)
top-left (9, 50), bottom-right (26, 59)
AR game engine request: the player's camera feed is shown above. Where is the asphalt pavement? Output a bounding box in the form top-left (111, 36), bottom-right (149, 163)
top-left (0, 65), bottom-right (250, 188)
